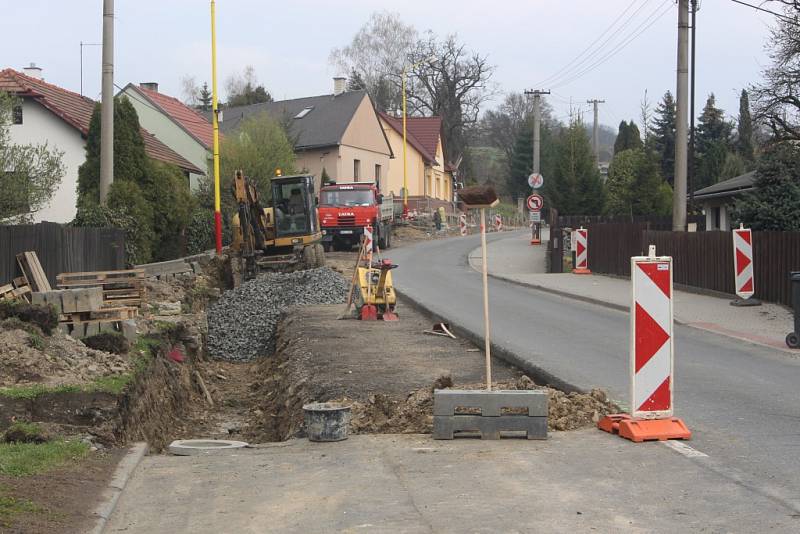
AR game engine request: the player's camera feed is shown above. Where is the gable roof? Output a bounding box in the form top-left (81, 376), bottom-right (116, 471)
top-left (693, 171), bottom-right (756, 201)
top-left (378, 111), bottom-right (437, 164)
top-left (125, 83), bottom-right (215, 149)
top-left (0, 69), bottom-right (202, 174)
top-left (209, 90), bottom-right (368, 150)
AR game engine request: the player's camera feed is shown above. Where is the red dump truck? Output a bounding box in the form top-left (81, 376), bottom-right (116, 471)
top-left (318, 182), bottom-right (395, 251)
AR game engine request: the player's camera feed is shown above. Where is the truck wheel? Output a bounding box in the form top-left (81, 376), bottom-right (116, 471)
top-left (323, 242), bottom-right (332, 253)
top-left (787, 332), bottom-right (800, 349)
top-left (385, 225), bottom-right (391, 249)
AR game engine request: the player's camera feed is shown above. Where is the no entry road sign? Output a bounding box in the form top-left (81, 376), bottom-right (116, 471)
top-left (528, 173), bottom-right (544, 189)
top-left (526, 194), bottom-right (544, 212)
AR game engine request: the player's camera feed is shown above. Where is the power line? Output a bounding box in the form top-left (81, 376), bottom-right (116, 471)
top-left (551, 0), bottom-right (674, 89)
top-left (729, 0), bottom-right (800, 25)
top-left (534, 0), bottom-right (641, 87)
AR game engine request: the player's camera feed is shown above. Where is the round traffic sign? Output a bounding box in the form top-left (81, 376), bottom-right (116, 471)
top-left (527, 193), bottom-right (544, 212)
top-left (528, 173), bottom-right (544, 189)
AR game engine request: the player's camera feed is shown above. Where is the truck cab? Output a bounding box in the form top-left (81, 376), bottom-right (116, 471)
top-left (318, 182), bottom-right (393, 251)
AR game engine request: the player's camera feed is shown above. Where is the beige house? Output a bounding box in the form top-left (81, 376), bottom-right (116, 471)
top-left (378, 112), bottom-right (454, 202)
top-left (215, 79), bottom-right (393, 194)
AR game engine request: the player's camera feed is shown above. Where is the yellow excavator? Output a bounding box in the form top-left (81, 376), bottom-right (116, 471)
top-left (230, 170), bottom-right (325, 285)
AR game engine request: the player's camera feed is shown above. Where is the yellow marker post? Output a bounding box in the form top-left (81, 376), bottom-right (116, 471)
top-left (210, 0), bottom-right (222, 254)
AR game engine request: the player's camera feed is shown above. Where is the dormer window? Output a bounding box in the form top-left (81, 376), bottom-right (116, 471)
top-left (294, 107), bottom-right (313, 119)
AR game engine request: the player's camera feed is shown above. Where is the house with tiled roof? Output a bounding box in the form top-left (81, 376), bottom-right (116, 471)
top-left (0, 65), bottom-right (201, 223)
top-left (119, 82), bottom-right (214, 190)
top-left (209, 79), bottom-right (393, 195)
top-left (378, 111), bottom-right (454, 202)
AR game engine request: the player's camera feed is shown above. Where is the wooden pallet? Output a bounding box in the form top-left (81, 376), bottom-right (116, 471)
top-left (59, 306), bottom-right (138, 325)
top-left (56, 269), bottom-right (146, 308)
top-left (16, 251), bottom-right (51, 292)
top-left (0, 278), bottom-right (32, 302)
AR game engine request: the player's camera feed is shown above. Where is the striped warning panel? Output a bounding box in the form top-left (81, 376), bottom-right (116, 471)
top-left (631, 256), bottom-right (673, 419)
top-left (733, 227), bottom-right (754, 299)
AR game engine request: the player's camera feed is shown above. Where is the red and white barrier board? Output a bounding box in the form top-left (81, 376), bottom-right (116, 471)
top-left (572, 228), bottom-right (590, 274)
top-left (363, 225), bottom-right (373, 251)
top-left (733, 227), bottom-right (754, 299)
top-left (459, 214), bottom-right (467, 236)
top-left (494, 214), bottom-right (502, 231)
top-left (630, 254), bottom-right (674, 419)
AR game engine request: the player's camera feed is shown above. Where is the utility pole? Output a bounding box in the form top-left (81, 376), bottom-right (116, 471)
top-left (688, 0), bottom-right (699, 208)
top-left (99, 0), bottom-right (114, 205)
top-left (673, 0), bottom-right (689, 231)
top-left (524, 89), bottom-right (549, 246)
top-left (587, 99), bottom-right (605, 164)
top-left (524, 89), bottom-right (550, 174)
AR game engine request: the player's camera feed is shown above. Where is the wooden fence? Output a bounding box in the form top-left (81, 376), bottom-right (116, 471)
top-left (585, 224), bottom-right (800, 306)
top-left (0, 222), bottom-right (125, 287)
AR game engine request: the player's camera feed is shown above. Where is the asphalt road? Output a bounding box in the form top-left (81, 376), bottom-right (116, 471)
top-left (388, 231), bottom-right (800, 516)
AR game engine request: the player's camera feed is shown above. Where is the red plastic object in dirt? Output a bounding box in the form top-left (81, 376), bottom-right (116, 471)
top-left (167, 346), bottom-right (185, 363)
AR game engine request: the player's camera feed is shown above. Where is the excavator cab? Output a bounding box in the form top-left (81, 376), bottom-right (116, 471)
top-left (230, 172), bottom-right (324, 285)
top-left (271, 175), bottom-right (319, 241)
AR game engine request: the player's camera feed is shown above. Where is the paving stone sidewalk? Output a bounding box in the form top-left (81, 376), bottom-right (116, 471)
top-left (471, 231), bottom-right (795, 352)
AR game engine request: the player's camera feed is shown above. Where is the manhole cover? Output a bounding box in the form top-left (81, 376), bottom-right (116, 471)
top-left (168, 439), bottom-right (249, 456)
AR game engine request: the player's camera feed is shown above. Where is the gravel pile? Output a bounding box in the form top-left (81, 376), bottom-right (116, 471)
top-left (207, 267), bottom-right (349, 361)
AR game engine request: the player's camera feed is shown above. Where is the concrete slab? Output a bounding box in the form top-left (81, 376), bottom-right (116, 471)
top-left (106, 433), bottom-right (798, 533)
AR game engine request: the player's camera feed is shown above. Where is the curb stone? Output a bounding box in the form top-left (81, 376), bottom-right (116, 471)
top-left (88, 442), bottom-right (149, 534)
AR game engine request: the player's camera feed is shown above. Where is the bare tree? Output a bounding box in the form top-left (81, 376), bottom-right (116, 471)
top-left (180, 75), bottom-right (200, 107)
top-left (225, 66), bottom-right (272, 107)
top-left (405, 32), bottom-right (496, 163)
top-left (479, 93), bottom-right (554, 166)
top-left (329, 12), bottom-right (417, 112)
top-left (752, 1), bottom-right (800, 140)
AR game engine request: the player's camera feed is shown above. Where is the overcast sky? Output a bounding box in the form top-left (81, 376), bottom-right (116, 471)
top-left (3, 0), bottom-right (777, 129)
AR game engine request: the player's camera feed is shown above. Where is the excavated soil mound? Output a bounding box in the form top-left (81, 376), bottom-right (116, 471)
top-left (0, 323), bottom-right (130, 388)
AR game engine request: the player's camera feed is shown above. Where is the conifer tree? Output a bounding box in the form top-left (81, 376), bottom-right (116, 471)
top-left (736, 89), bottom-right (755, 162)
top-left (652, 91), bottom-right (676, 185)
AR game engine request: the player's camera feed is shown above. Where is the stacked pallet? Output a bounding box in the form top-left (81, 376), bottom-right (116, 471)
top-left (56, 269), bottom-right (146, 308)
top-left (31, 287), bottom-right (137, 338)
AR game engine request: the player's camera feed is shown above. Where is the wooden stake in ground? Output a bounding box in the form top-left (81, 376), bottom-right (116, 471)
top-left (457, 185), bottom-right (500, 392)
top-left (480, 208), bottom-right (492, 390)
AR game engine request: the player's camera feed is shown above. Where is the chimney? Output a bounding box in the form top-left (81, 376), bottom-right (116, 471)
top-left (139, 82), bottom-right (159, 92)
top-left (23, 62), bottom-right (43, 80)
top-left (333, 76), bottom-right (346, 96)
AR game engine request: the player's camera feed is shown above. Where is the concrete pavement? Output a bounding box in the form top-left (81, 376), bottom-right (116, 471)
top-left (106, 433), bottom-right (797, 533)
top-left (469, 230), bottom-right (795, 351)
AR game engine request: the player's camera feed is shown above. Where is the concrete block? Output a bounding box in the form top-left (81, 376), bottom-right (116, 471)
top-left (138, 259), bottom-right (192, 278)
top-left (70, 323), bottom-right (86, 339)
top-left (58, 323), bottom-right (70, 335)
top-left (85, 322), bottom-right (100, 338)
top-left (121, 320), bottom-right (138, 342)
top-left (99, 322), bottom-right (117, 333)
top-left (31, 291), bottom-right (64, 314)
top-left (433, 389), bottom-right (548, 417)
top-left (75, 287), bottom-right (103, 313)
top-left (61, 289), bottom-right (78, 313)
top-left (433, 415), bottom-right (547, 440)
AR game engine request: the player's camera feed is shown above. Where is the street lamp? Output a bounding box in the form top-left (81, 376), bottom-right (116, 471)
top-left (401, 55), bottom-right (437, 217)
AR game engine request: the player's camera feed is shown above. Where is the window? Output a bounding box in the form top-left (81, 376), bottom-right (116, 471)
top-left (12, 105), bottom-right (22, 125)
top-left (353, 159), bottom-right (361, 180)
top-left (374, 164), bottom-right (381, 190)
top-left (294, 107), bottom-right (313, 119)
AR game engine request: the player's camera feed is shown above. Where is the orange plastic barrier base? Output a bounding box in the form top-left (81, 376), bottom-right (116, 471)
top-left (572, 268), bottom-right (592, 275)
top-left (530, 238), bottom-right (541, 245)
top-left (598, 414), bottom-right (691, 443)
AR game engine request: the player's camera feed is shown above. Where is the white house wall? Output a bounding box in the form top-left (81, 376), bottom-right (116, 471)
top-left (121, 89), bottom-right (209, 190)
top-left (8, 98), bottom-right (85, 223)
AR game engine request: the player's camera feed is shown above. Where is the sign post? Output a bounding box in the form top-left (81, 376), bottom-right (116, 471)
top-left (598, 245), bottom-right (691, 442)
top-left (731, 224), bottom-right (760, 306)
top-left (527, 193), bottom-right (544, 245)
